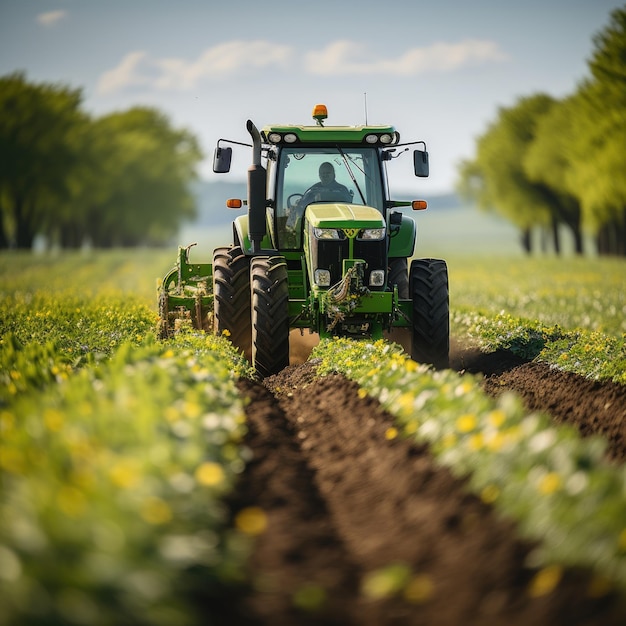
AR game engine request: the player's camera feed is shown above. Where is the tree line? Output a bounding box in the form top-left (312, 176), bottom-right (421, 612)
top-left (0, 72), bottom-right (202, 249)
top-left (456, 6), bottom-right (625, 256)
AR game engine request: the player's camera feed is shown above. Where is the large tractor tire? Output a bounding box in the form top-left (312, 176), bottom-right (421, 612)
top-left (388, 257), bottom-right (409, 299)
top-left (410, 258), bottom-right (449, 369)
top-left (250, 255), bottom-right (290, 378)
top-left (213, 246), bottom-right (252, 360)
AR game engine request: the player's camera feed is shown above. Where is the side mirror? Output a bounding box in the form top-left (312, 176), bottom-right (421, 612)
top-left (413, 149), bottom-right (429, 178)
top-left (213, 146), bottom-right (232, 173)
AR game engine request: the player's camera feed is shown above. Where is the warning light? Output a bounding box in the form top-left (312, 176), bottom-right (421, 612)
top-left (312, 104), bottom-right (328, 126)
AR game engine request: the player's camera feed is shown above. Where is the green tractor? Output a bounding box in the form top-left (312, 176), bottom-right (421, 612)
top-left (158, 104), bottom-right (449, 377)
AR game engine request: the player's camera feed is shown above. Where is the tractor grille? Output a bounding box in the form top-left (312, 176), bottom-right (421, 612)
top-left (314, 239), bottom-right (386, 290)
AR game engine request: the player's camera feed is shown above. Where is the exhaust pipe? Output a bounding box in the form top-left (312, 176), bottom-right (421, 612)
top-left (246, 120), bottom-right (266, 254)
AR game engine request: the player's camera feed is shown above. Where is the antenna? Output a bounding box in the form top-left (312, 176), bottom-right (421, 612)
top-left (364, 92), bottom-right (368, 125)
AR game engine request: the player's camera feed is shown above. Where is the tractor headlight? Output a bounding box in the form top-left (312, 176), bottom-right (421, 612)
top-left (314, 269), bottom-right (331, 286)
top-left (284, 133), bottom-right (297, 143)
top-left (314, 227), bottom-right (342, 239)
top-left (267, 132), bottom-right (282, 143)
top-left (369, 270), bottom-right (385, 287)
top-left (358, 227), bottom-right (386, 240)
top-left (364, 133), bottom-right (395, 145)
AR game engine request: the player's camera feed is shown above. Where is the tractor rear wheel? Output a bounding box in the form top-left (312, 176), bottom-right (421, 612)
top-left (213, 246), bottom-right (251, 360)
top-left (251, 255), bottom-right (290, 378)
top-left (410, 258), bottom-right (449, 369)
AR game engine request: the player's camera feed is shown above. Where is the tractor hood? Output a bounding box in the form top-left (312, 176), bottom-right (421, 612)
top-left (305, 203), bottom-right (384, 230)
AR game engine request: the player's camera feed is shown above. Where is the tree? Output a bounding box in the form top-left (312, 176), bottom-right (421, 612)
top-left (457, 7), bottom-right (626, 256)
top-left (523, 96), bottom-right (584, 254)
top-left (565, 7), bottom-right (626, 255)
top-left (0, 72), bottom-right (85, 248)
top-left (0, 73), bottom-right (204, 249)
top-left (456, 94), bottom-right (557, 254)
top-left (75, 108), bottom-right (202, 248)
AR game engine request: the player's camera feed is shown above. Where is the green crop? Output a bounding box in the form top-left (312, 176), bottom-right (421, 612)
top-left (455, 310), bottom-right (626, 384)
top-left (448, 256), bottom-right (625, 337)
top-left (0, 333), bottom-right (254, 626)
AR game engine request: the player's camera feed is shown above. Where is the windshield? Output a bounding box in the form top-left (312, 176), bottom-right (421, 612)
top-left (275, 147), bottom-right (384, 249)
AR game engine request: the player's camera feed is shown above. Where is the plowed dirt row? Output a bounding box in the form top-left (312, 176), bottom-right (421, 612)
top-left (214, 342), bottom-right (626, 626)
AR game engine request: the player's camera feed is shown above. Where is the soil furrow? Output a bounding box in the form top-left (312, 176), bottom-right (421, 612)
top-left (451, 342), bottom-right (626, 462)
top-left (219, 359), bottom-right (625, 625)
top-left (229, 378), bottom-right (360, 625)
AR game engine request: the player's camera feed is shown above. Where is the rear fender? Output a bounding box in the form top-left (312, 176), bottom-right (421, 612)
top-left (233, 213), bottom-right (273, 253)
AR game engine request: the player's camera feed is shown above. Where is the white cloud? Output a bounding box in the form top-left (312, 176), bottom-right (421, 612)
top-left (304, 39), bottom-right (509, 76)
top-left (97, 41), bottom-right (293, 94)
top-left (97, 51), bottom-right (151, 95)
top-left (96, 38), bottom-right (509, 95)
top-left (37, 10), bottom-right (67, 27)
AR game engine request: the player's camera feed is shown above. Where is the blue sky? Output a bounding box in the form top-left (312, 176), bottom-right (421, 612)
top-left (1, 0), bottom-right (622, 194)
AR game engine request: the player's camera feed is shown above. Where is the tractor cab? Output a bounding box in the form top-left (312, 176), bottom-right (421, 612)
top-left (213, 103), bottom-right (430, 255)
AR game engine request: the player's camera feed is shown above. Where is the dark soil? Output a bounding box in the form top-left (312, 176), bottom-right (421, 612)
top-left (214, 338), bottom-right (626, 625)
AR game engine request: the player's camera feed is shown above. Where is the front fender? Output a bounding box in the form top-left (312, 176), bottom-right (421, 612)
top-left (388, 215), bottom-right (416, 258)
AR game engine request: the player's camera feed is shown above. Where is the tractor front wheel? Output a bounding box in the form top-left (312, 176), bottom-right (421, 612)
top-left (388, 257), bottom-right (409, 299)
top-left (410, 258), bottom-right (449, 369)
top-left (251, 256), bottom-right (290, 378)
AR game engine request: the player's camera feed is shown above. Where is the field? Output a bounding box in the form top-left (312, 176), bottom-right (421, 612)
top-left (1, 247), bottom-right (625, 626)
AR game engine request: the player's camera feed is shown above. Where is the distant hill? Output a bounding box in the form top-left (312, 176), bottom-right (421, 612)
top-left (189, 180), bottom-right (248, 227)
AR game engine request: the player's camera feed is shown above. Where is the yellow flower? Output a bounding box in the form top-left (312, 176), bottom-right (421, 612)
top-left (235, 507), bottom-right (268, 535)
top-left (468, 433), bottom-right (484, 450)
top-left (357, 388), bottom-right (368, 399)
top-left (43, 408), bottom-right (64, 432)
top-left (404, 359), bottom-right (418, 373)
top-left (528, 565), bottom-right (563, 597)
top-left (397, 392), bottom-right (414, 415)
top-left (164, 406), bottom-right (179, 422)
top-left (487, 409), bottom-right (506, 428)
top-left (480, 484), bottom-right (500, 504)
top-left (385, 427), bottom-right (398, 440)
top-left (140, 497), bottom-right (172, 525)
top-left (404, 421), bottom-right (418, 436)
top-left (183, 401), bottom-right (202, 419)
top-left (195, 462), bottom-right (225, 487)
top-left (456, 413), bottom-right (477, 433)
top-left (538, 472), bottom-right (562, 495)
top-left (109, 460), bottom-right (141, 489)
top-left (485, 431), bottom-right (506, 452)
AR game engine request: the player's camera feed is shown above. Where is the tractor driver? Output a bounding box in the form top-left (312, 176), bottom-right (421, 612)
top-left (286, 162), bottom-right (352, 231)
top-left (300, 162), bottom-right (352, 208)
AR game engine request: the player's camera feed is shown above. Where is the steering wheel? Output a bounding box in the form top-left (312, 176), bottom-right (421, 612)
top-left (287, 193), bottom-right (303, 209)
